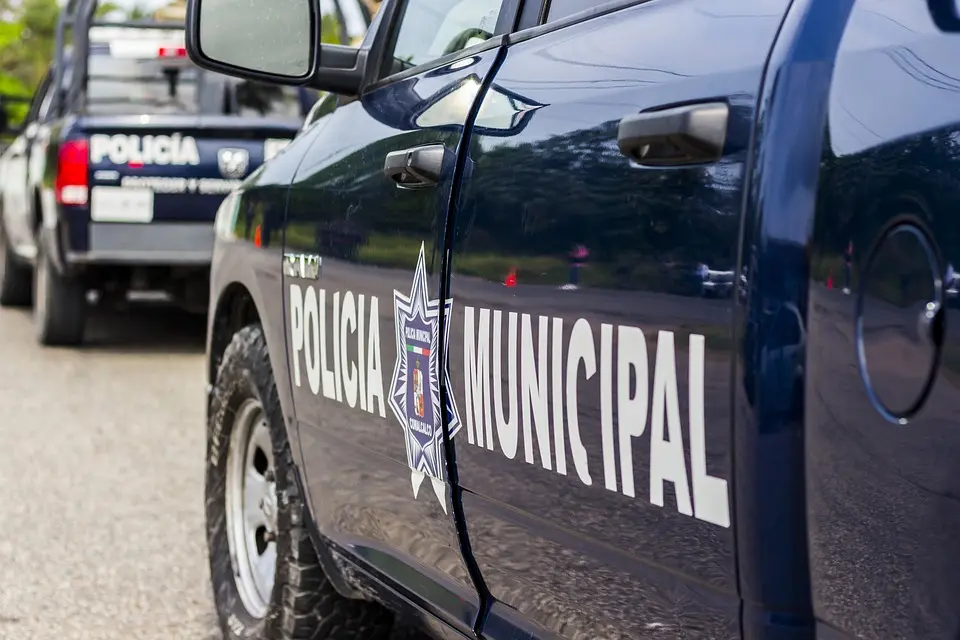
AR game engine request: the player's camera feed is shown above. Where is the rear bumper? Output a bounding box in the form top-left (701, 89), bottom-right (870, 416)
top-left (65, 222), bottom-right (214, 267)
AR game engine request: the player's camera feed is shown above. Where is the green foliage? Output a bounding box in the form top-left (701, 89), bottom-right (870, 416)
top-left (0, 15), bottom-right (32, 133)
top-left (0, 0), bottom-right (55, 91)
top-left (320, 13), bottom-right (344, 45)
top-left (0, 0), bottom-right (166, 135)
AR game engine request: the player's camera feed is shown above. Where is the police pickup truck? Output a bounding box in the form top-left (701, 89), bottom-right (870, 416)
top-left (0, 1), bottom-right (320, 346)
top-left (187, 0), bottom-right (960, 639)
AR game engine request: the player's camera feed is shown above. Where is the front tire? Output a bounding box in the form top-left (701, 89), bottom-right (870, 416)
top-left (206, 324), bottom-right (394, 640)
top-left (34, 242), bottom-right (86, 346)
top-left (0, 221), bottom-right (32, 307)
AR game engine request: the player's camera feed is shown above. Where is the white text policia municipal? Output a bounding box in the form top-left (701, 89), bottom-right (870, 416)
top-left (289, 284), bottom-right (730, 529)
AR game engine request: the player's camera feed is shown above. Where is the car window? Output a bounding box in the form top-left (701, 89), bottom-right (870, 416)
top-left (544, 0), bottom-right (622, 24)
top-left (85, 53), bottom-right (306, 118)
top-left (82, 28), bottom-right (307, 118)
top-left (383, 0), bottom-right (504, 78)
top-left (320, 0), bottom-right (372, 45)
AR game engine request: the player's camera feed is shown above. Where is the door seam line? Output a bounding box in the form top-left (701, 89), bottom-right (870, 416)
top-left (438, 43), bottom-right (510, 638)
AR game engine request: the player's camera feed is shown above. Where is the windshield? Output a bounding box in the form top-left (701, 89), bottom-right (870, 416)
top-left (83, 32), bottom-right (307, 118)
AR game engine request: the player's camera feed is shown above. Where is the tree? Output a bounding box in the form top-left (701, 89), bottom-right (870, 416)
top-left (0, 0), bottom-right (149, 132)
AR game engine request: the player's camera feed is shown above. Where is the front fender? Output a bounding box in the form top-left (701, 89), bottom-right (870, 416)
top-left (205, 119), bottom-right (327, 487)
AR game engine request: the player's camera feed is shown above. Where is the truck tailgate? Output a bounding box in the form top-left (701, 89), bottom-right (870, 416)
top-left (82, 116), bottom-right (295, 224)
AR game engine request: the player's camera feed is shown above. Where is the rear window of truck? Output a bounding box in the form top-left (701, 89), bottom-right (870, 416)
top-left (84, 29), bottom-right (307, 118)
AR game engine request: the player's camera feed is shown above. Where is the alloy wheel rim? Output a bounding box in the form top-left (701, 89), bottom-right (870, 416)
top-left (225, 398), bottom-right (278, 619)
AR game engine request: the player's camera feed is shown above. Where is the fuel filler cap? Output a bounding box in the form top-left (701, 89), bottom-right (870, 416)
top-left (856, 220), bottom-right (945, 424)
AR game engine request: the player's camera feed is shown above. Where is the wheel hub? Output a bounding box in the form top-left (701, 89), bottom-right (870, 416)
top-left (225, 400), bottom-right (278, 619)
top-left (260, 482), bottom-right (278, 533)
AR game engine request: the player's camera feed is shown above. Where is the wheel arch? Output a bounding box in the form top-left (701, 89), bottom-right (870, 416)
top-left (206, 278), bottom-right (371, 604)
top-left (208, 281), bottom-right (262, 388)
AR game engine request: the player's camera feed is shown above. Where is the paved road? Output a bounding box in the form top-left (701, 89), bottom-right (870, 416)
top-left (0, 302), bottom-right (428, 640)
top-left (0, 303), bottom-right (218, 640)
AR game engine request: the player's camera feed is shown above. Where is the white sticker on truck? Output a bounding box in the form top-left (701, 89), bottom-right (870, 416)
top-left (90, 186), bottom-right (154, 223)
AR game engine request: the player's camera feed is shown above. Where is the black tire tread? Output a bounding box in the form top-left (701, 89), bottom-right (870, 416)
top-left (0, 222), bottom-right (31, 307)
top-left (34, 245), bottom-right (85, 346)
top-left (209, 324), bottom-right (394, 640)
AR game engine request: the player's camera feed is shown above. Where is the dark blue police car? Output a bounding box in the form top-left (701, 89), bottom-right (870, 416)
top-left (188, 0), bottom-right (960, 638)
top-left (0, 4), bottom-right (319, 346)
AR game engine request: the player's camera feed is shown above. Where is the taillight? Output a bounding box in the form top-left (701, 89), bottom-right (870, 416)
top-left (56, 139), bottom-right (89, 206)
top-left (158, 46), bottom-right (187, 58)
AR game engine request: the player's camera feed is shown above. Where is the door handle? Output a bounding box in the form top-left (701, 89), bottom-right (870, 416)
top-left (383, 144), bottom-right (449, 189)
top-left (617, 101), bottom-right (728, 167)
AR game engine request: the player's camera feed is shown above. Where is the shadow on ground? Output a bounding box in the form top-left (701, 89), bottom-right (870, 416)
top-left (78, 301), bottom-right (207, 354)
top-left (3, 301), bottom-right (207, 354)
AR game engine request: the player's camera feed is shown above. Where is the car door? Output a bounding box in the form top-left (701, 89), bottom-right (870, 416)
top-left (2, 72), bottom-right (53, 257)
top-left (282, 0), bottom-right (511, 634)
top-left (442, 1), bottom-right (793, 638)
top-left (807, 2), bottom-right (960, 639)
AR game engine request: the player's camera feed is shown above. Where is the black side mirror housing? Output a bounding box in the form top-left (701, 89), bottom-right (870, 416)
top-left (928, 0), bottom-right (960, 31)
top-left (184, 0), bottom-right (370, 95)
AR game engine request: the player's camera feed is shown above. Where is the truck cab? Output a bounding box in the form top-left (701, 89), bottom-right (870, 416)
top-left (0, 5), bottom-right (326, 345)
top-left (188, 0), bottom-right (960, 639)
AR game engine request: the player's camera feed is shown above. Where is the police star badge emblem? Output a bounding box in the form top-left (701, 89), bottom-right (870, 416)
top-left (388, 242), bottom-right (461, 512)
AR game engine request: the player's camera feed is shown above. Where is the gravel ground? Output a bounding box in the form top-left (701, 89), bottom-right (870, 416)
top-left (0, 302), bottom-right (429, 640)
top-left (0, 303), bottom-right (218, 640)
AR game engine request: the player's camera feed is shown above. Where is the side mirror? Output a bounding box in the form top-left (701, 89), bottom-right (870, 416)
top-left (928, 0), bottom-right (960, 31)
top-left (185, 0), bottom-right (370, 95)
